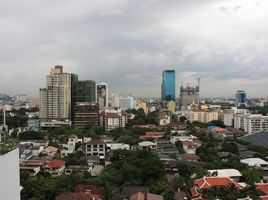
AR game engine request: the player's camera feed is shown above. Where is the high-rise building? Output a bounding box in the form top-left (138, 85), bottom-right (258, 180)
top-left (73, 102), bottom-right (99, 129)
top-left (39, 66), bottom-right (74, 121)
top-left (180, 84), bottom-right (200, 108)
top-left (235, 90), bottom-right (247, 107)
top-left (72, 80), bottom-right (96, 103)
top-left (97, 83), bottom-right (108, 108)
top-left (161, 70), bottom-right (176, 101)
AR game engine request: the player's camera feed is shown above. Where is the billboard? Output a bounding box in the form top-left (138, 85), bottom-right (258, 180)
top-left (97, 84), bottom-right (107, 107)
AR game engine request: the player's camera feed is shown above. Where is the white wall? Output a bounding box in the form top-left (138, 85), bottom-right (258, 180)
top-left (0, 148), bottom-right (20, 200)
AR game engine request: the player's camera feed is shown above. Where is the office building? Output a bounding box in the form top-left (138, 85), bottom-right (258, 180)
top-left (235, 90), bottom-right (247, 107)
top-left (161, 70), bottom-right (176, 101)
top-left (39, 66), bottom-right (74, 121)
top-left (72, 80), bottom-right (96, 103)
top-left (73, 102), bottom-right (99, 129)
top-left (97, 83), bottom-right (108, 108)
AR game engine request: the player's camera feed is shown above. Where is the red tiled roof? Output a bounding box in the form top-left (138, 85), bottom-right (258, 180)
top-left (45, 159), bottom-right (65, 168)
top-left (260, 195), bottom-right (268, 200)
top-left (256, 183), bottom-right (268, 195)
top-left (74, 185), bottom-right (104, 197)
top-left (194, 177), bottom-right (241, 189)
top-left (190, 187), bottom-right (200, 198)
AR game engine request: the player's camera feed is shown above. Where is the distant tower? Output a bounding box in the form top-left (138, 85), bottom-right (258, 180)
top-left (97, 82), bottom-right (108, 108)
top-left (197, 77), bottom-right (201, 107)
top-left (161, 70), bottom-right (176, 101)
top-left (235, 90), bottom-right (247, 107)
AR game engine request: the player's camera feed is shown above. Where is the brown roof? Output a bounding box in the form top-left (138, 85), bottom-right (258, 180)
top-left (86, 140), bottom-right (105, 145)
top-left (130, 192), bottom-right (145, 200)
top-left (147, 193), bottom-right (164, 200)
top-left (56, 193), bottom-right (92, 200)
top-left (144, 132), bottom-right (165, 136)
top-left (74, 185), bottom-right (104, 197)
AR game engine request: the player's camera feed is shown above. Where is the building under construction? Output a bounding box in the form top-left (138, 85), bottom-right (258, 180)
top-left (180, 78), bottom-right (200, 109)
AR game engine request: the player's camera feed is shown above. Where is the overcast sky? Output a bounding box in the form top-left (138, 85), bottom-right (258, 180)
top-left (0, 0), bottom-right (267, 98)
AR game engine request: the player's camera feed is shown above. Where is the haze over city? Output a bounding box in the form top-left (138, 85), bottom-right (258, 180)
top-left (1, 0), bottom-right (268, 97)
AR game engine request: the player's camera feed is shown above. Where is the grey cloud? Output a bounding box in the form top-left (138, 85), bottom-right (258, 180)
top-left (0, 0), bottom-right (268, 97)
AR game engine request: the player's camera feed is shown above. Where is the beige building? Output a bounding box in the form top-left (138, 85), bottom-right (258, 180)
top-left (167, 101), bottom-right (176, 113)
top-left (39, 66), bottom-right (73, 121)
top-left (189, 110), bottom-right (219, 123)
top-left (219, 109), bottom-right (234, 126)
top-left (137, 100), bottom-right (149, 115)
top-left (99, 108), bottom-right (128, 132)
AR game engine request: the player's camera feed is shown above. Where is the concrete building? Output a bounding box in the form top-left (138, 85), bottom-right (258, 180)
top-left (112, 94), bottom-right (134, 110)
top-left (137, 100), bottom-right (149, 115)
top-left (234, 114), bottom-right (245, 130)
top-left (73, 102), bottom-right (99, 128)
top-left (97, 82), bottom-right (108, 108)
top-left (167, 101), bottom-right (176, 113)
top-left (189, 110), bottom-right (218, 123)
top-left (0, 148), bottom-right (20, 200)
top-left (85, 140), bottom-right (106, 159)
top-left (235, 90), bottom-right (247, 107)
top-left (219, 109), bottom-right (234, 126)
top-left (99, 108), bottom-right (128, 132)
top-left (244, 114), bottom-right (268, 134)
top-left (180, 80), bottom-right (200, 109)
top-left (39, 66), bottom-right (74, 121)
top-left (72, 80), bottom-right (96, 103)
top-left (161, 70), bottom-right (176, 101)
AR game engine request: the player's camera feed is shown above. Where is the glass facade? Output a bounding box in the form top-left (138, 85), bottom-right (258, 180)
top-left (161, 70), bottom-right (176, 101)
top-left (235, 90), bottom-right (247, 107)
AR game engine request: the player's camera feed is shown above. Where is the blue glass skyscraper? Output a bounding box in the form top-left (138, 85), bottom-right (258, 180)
top-left (235, 90), bottom-right (247, 107)
top-left (161, 70), bottom-right (176, 101)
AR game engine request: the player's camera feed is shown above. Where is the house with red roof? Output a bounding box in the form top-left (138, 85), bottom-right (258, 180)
top-left (190, 177), bottom-right (245, 199)
top-left (44, 159), bottom-right (65, 176)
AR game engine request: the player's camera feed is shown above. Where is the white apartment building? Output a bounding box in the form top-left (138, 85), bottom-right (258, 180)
top-left (244, 114), bottom-right (268, 134)
top-left (39, 66), bottom-right (73, 121)
top-left (85, 140), bottom-right (106, 159)
top-left (189, 110), bottom-right (218, 123)
top-left (234, 114), bottom-right (245, 130)
top-left (111, 93), bottom-right (134, 110)
top-left (0, 148), bottom-right (20, 200)
top-left (219, 109), bottom-right (234, 126)
top-left (99, 108), bottom-right (128, 132)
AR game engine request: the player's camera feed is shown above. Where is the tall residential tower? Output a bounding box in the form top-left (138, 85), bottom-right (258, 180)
top-left (39, 66), bottom-right (74, 121)
top-left (161, 70), bottom-right (176, 101)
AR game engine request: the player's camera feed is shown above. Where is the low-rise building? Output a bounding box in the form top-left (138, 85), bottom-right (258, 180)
top-left (138, 141), bottom-right (157, 150)
top-left (85, 140), bottom-right (105, 159)
top-left (106, 142), bottom-right (130, 152)
top-left (189, 110), bottom-right (218, 123)
top-left (99, 108), bottom-right (128, 132)
top-left (44, 159), bottom-right (65, 176)
top-left (241, 158), bottom-right (268, 170)
top-left (207, 169), bottom-right (242, 182)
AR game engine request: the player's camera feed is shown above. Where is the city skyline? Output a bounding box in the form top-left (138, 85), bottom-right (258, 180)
top-left (1, 1), bottom-right (268, 97)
